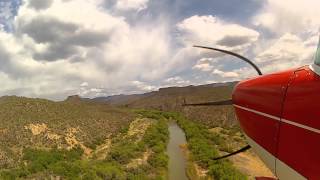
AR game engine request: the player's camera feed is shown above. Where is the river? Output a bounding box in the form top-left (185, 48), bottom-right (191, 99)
top-left (167, 122), bottom-right (188, 180)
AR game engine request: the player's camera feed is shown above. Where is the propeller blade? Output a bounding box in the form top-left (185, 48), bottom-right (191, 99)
top-left (182, 99), bottom-right (233, 106)
top-left (194, 45), bottom-right (263, 76)
top-left (186, 46), bottom-right (256, 161)
top-left (213, 145), bottom-right (251, 161)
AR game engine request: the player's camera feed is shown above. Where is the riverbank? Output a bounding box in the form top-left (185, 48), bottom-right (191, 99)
top-left (174, 112), bottom-right (248, 180)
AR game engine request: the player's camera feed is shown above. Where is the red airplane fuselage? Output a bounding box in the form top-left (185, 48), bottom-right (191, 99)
top-left (233, 64), bottom-right (320, 180)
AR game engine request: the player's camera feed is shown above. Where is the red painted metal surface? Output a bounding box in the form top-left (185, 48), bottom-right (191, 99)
top-left (233, 69), bottom-right (295, 156)
top-left (233, 69), bottom-right (295, 117)
top-left (278, 66), bottom-right (320, 179)
top-left (234, 107), bottom-right (279, 155)
top-left (233, 65), bottom-right (320, 179)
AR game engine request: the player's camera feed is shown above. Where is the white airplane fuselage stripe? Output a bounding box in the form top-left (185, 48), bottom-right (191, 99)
top-left (233, 104), bottom-right (320, 134)
top-left (233, 104), bottom-right (281, 121)
top-left (235, 104), bottom-right (308, 179)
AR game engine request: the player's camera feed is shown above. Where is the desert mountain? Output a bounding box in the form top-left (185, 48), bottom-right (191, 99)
top-left (89, 81), bottom-right (238, 128)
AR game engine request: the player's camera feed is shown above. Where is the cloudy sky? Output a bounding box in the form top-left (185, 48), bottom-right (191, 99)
top-left (0, 0), bottom-right (319, 100)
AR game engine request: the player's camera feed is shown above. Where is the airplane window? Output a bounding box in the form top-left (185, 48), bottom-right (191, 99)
top-left (315, 39), bottom-right (320, 65)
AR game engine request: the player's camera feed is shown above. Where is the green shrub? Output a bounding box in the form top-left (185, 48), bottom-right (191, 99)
top-left (93, 162), bottom-right (125, 180)
top-left (5, 148), bottom-right (85, 179)
top-left (188, 138), bottom-right (218, 168)
top-left (108, 143), bottom-right (142, 164)
top-left (0, 168), bottom-right (29, 180)
top-left (50, 161), bottom-right (82, 178)
top-left (175, 113), bottom-right (247, 180)
top-left (0, 170), bottom-right (16, 180)
top-left (126, 164), bottom-right (151, 179)
top-left (148, 152), bottom-right (168, 169)
top-left (23, 148), bottom-right (64, 173)
top-left (208, 161), bottom-right (247, 180)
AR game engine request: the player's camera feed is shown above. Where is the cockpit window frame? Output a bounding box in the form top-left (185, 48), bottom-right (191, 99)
top-left (309, 37), bottom-right (320, 76)
top-left (315, 39), bottom-right (320, 66)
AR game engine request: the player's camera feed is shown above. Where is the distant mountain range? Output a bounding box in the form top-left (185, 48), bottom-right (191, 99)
top-left (87, 81), bottom-right (239, 128)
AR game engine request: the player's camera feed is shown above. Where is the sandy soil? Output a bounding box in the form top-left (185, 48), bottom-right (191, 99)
top-left (126, 150), bottom-right (151, 169)
top-left (91, 138), bottom-right (111, 159)
top-left (230, 150), bottom-right (276, 179)
top-left (126, 118), bottom-right (154, 141)
top-left (65, 127), bottom-right (92, 155)
top-left (24, 123), bottom-right (48, 135)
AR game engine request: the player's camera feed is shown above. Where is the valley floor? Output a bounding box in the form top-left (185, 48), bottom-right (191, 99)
top-left (0, 108), bottom-right (274, 180)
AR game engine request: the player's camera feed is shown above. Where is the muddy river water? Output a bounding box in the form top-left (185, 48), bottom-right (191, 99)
top-left (167, 122), bottom-right (188, 180)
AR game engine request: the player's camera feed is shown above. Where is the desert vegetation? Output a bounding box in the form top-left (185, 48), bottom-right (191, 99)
top-left (106, 109), bottom-right (170, 179)
top-left (0, 94), bottom-right (253, 180)
top-left (0, 109), bottom-right (169, 179)
top-left (0, 147), bottom-right (128, 179)
top-left (0, 96), bottom-right (135, 167)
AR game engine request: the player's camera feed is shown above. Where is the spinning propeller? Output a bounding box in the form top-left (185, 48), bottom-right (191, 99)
top-left (183, 45), bottom-right (263, 160)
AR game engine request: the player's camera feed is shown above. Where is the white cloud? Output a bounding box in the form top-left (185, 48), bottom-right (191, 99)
top-left (131, 81), bottom-right (157, 92)
top-left (192, 58), bottom-right (214, 72)
top-left (255, 33), bottom-right (318, 73)
top-left (249, 0), bottom-right (320, 76)
top-left (165, 76), bottom-right (190, 86)
top-left (115, 0), bottom-right (149, 11)
top-left (172, 15), bottom-right (260, 83)
top-left (0, 0), bottom-right (171, 100)
top-left (90, 88), bottom-right (103, 93)
top-left (17, 0), bottom-right (127, 32)
top-left (193, 63), bottom-right (212, 72)
top-left (1, 1), bottom-right (319, 100)
top-left (177, 15), bottom-right (260, 49)
top-left (80, 82), bottom-right (89, 87)
top-left (212, 69), bottom-right (239, 78)
top-left (253, 0), bottom-right (320, 35)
